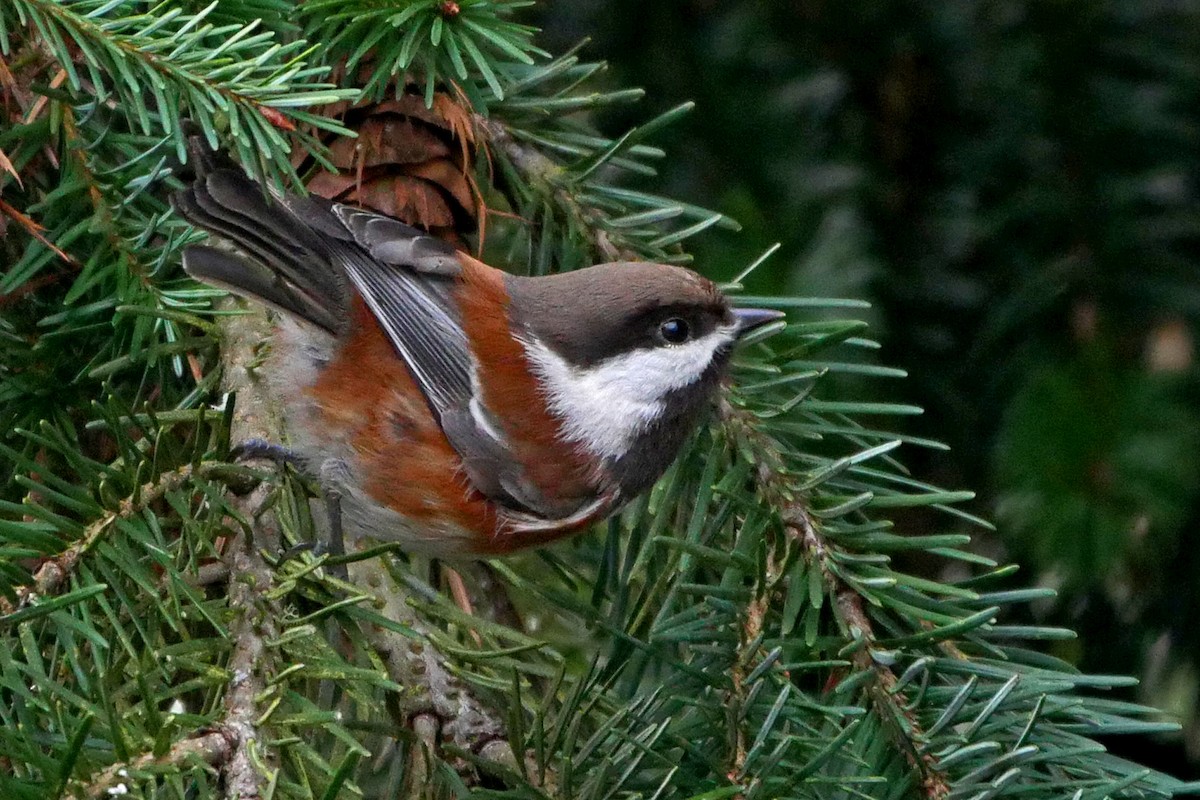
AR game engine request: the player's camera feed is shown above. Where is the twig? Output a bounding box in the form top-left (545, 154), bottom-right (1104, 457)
top-left (213, 297), bottom-right (288, 799)
top-left (22, 66), bottom-right (67, 125)
top-left (795, 509), bottom-right (950, 799)
top-left (221, 481), bottom-right (279, 800)
top-left (0, 461), bottom-right (236, 615)
top-left (66, 728), bottom-right (237, 800)
top-left (0, 196), bottom-right (77, 266)
top-left (720, 400), bottom-right (952, 800)
top-left (476, 116), bottom-right (633, 262)
top-left (59, 106), bottom-right (154, 285)
top-left (24, 0), bottom-right (303, 132)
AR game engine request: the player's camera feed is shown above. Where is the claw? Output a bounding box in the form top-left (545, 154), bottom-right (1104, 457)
top-left (231, 438), bottom-right (303, 466)
top-left (278, 541), bottom-right (319, 564)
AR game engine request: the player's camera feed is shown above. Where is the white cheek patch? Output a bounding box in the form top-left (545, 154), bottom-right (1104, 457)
top-left (523, 327), bottom-right (734, 461)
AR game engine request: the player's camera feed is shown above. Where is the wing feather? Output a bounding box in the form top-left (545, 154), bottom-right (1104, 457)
top-left (333, 245), bottom-right (473, 417)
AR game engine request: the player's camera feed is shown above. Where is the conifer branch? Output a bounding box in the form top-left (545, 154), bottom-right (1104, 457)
top-left (721, 398), bottom-right (954, 799)
top-left (211, 298), bottom-right (286, 799)
top-left (4, 0), bottom-right (354, 182)
top-left (221, 486), bottom-right (279, 800)
top-left (58, 106), bottom-right (153, 284)
top-left (478, 115), bottom-right (629, 261)
top-left (360, 564), bottom-right (508, 750)
top-left (0, 460), bottom-right (240, 615)
top-left (10, 0), bottom-right (348, 126)
top-left (66, 728), bottom-right (237, 800)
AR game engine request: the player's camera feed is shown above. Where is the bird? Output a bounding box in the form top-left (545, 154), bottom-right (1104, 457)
top-left (172, 155), bottom-right (784, 558)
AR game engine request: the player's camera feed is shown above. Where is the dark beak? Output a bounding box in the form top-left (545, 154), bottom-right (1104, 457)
top-left (732, 307), bottom-right (786, 338)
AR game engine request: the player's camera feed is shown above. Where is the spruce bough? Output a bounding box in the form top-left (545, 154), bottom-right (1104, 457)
top-left (0, 1), bottom-right (1195, 798)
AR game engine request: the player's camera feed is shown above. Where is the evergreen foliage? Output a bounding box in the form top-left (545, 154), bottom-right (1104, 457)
top-left (534, 1), bottom-right (1200, 771)
top-left (0, 2), bottom-right (1196, 799)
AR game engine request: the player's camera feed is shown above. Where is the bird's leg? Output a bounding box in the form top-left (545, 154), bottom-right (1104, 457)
top-left (316, 459), bottom-right (353, 579)
top-left (441, 566), bottom-right (482, 646)
top-left (276, 489), bottom-right (347, 580)
top-left (232, 439), bottom-right (345, 577)
top-left (321, 486), bottom-right (348, 579)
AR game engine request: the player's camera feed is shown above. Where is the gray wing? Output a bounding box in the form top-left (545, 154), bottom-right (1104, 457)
top-left (267, 193), bottom-right (473, 419)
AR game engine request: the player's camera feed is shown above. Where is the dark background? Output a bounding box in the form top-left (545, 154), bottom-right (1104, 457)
top-left (536, 0), bottom-right (1200, 778)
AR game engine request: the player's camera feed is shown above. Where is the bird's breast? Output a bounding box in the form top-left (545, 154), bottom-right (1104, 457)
top-left (270, 298), bottom-right (592, 556)
top-left (269, 300), bottom-right (493, 554)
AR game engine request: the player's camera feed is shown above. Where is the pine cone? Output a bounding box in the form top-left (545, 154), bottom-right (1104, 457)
top-left (296, 90), bottom-right (479, 242)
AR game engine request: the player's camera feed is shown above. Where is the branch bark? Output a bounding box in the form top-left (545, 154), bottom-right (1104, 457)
top-left (214, 298), bottom-right (286, 799)
top-left (67, 728), bottom-right (237, 800)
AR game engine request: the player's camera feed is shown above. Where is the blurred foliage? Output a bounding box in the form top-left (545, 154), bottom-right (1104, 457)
top-left (995, 347), bottom-right (1200, 589)
top-left (537, 0), bottom-right (1200, 774)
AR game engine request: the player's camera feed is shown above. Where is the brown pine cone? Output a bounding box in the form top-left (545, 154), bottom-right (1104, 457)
top-left (296, 90), bottom-right (479, 243)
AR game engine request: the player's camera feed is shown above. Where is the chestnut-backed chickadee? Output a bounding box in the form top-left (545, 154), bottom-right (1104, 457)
top-left (172, 161), bottom-right (783, 557)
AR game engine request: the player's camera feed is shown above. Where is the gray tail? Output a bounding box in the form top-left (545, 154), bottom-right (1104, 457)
top-left (171, 147), bottom-right (351, 335)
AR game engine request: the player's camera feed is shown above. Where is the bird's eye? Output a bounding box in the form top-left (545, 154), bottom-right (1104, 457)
top-left (658, 317), bottom-right (691, 345)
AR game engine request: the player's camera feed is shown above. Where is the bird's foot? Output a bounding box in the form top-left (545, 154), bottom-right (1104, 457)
top-left (232, 441), bottom-right (347, 579)
top-left (231, 437), bottom-right (304, 467)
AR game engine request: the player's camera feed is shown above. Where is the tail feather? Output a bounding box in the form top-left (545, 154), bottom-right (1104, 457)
top-left (173, 183), bottom-right (298, 279)
top-left (172, 148), bottom-right (352, 335)
top-left (185, 174), bottom-right (336, 300)
top-left (180, 245), bottom-right (344, 332)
